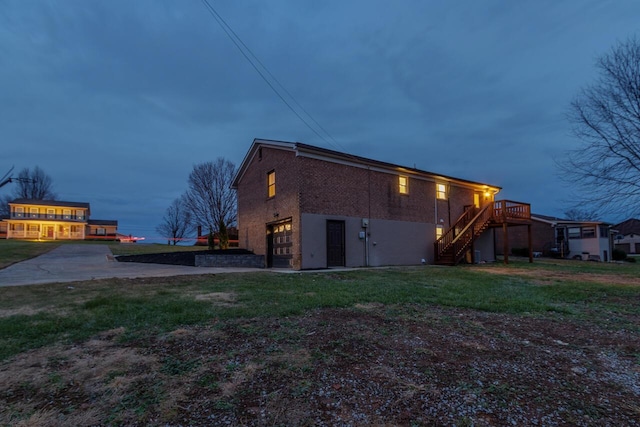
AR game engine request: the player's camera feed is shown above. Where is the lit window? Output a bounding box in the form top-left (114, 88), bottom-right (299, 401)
top-left (436, 183), bottom-right (447, 200)
top-left (63, 209), bottom-right (71, 219)
top-left (97, 228), bottom-right (106, 236)
top-left (15, 207), bottom-right (24, 218)
top-left (436, 225), bottom-right (444, 239)
top-left (399, 176), bottom-right (409, 194)
top-left (30, 208), bottom-right (39, 218)
top-left (47, 209), bottom-right (55, 219)
top-left (267, 171), bottom-right (276, 198)
top-left (474, 193), bottom-right (480, 208)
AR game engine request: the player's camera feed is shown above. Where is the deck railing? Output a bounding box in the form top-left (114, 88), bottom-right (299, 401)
top-left (435, 200), bottom-right (531, 264)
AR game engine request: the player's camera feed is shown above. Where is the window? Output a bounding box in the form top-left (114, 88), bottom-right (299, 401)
top-left (474, 193), bottom-right (480, 208)
top-left (399, 176), bottom-right (409, 194)
top-left (63, 209), bottom-right (71, 220)
top-left (47, 209), bottom-right (55, 219)
top-left (599, 226), bottom-right (609, 238)
top-left (15, 207), bottom-right (24, 218)
top-left (75, 209), bottom-right (84, 220)
top-left (581, 226), bottom-right (596, 238)
top-left (568, 227), bottom-right (581, 239)
top-left (30, 208), bottom-right (39, 218)
top-left (436, 183), bottom-right (447, 200)
top-left (96, 228), bottom-right (106, 236)
top-left (267, 171), bottom-right (276, 198)
top-left (435, 225), bottom-right (444, 240)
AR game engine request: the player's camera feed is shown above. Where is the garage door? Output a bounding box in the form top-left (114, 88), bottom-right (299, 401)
top-left (267, 221), bottom-right (292, 268)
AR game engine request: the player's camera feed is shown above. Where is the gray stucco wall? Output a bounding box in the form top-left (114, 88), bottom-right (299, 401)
top-left (472, 229), bottom-right (496, 263)
top-left (301, 213), bottom-right (433, 269)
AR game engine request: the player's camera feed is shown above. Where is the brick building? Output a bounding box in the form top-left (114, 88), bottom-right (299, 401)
top-left (232, 139), bottom-right (521, 269)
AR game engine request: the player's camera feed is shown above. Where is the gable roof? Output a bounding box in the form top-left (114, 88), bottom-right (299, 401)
top-left (232, 138), bottom-right (502, 191)
top-left (532, 213), bottom-right (611, 227)
top-left (614, 218), bottom-right (640, 235)
top-left (9, 199), bottom-right (91, 210)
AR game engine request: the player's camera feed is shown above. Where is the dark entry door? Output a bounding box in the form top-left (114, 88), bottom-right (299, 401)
top-left (267, 221), bottom-right (293, 268)
top-left (327, 220), bottom-right (345, 267)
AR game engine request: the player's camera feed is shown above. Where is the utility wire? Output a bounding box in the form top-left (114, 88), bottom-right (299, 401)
top-left (199, 0), bottom-right (348, 152)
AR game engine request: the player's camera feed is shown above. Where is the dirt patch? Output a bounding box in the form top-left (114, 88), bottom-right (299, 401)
top-left (195, 292), bottom-right (238, 306)
top-left (2, 306), bottom-right (639, 426)
top-left (472, 266), bottom-right (640, 286)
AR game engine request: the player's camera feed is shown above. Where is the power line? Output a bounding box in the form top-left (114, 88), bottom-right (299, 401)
top-left (199, 0), bottom-right (348, 152)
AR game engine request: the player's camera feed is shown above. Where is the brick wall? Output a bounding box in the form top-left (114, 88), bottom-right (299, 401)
top-left (494, 220), bottom-right (554, 254)
top-left (236, 146), bottom-right (303, 268)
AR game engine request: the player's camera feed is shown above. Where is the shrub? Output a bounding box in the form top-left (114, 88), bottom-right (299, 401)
top-left (625, 257), bottom-right (636, 263)
top-left (511, 248), bottom-right (529, 257)
top-left (612, 248), bottom-right (627, 261)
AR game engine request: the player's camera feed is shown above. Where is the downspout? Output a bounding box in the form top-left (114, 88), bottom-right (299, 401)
top-left (365, 166), bottom-right (371, 267)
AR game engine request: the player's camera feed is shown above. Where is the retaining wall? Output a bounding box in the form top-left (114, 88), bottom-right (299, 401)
top-left (195, 254), bottom-right (265, 268)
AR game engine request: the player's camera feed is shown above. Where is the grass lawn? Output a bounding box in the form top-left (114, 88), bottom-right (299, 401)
top-left (0, 248), bottom-right (639, 425)
top-left (0, 240), bottom-right (60, 269)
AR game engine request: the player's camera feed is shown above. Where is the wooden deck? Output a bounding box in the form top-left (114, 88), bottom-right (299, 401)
top-left (435, 200), bottom-right (532, 265)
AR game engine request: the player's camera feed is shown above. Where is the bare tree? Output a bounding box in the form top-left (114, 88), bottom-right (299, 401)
top-left (0, 166), bottom-right (56, 216)
top-left (563, 208), bottom-right (600, 222)
top-left (156, 195), bottom-right (194, 245)
top-left (560, 36), bottom-right (640, 218)
top-left (184, 158), bottom-right (237, 249)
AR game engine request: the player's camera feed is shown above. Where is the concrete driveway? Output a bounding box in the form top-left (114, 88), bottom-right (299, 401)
top-left (0, 244), bottom-right (260, 287)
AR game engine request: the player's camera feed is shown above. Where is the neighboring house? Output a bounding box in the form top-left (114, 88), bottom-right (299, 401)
top-left (0, 216), bottom-right (7, 239)
top-left (495, 214), bottom-right (616, 261)
top-left (2, 199), bottom-right (118, 241)
top-left (232, 139), bottom-right (531, 270)
top-left (614, 218), bottom-right (640, 254)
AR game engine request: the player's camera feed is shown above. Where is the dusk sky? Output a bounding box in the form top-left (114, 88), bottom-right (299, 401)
top-left (2, 1), bottom-right (639, 242)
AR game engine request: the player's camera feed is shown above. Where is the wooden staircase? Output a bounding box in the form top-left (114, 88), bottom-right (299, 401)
top-left (435, 200), bottom-right (531, 265)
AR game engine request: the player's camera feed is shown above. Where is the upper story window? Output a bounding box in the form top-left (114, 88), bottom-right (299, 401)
top-left (267, 170), bottom-right (276, 198)
top-left (599, 226), bottom-right (609, 238)
top-left (14, 207), bottom-right (24, 218)
top-left (399, 176), bottom-right (409, 195)
top-left (63, 209), bottom-right (71, 220)
top-left (75, 209), bottom-right (85, 220)
top-left (47, 209), bottom-right (55, 219)
top-left (436, 183), bottom-right (447, 200)
top-left (30, 208), bottom-right (39, 218)
top-left (568, 226), bottom-right (597, 239)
